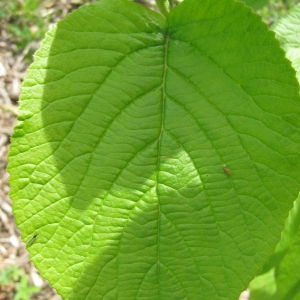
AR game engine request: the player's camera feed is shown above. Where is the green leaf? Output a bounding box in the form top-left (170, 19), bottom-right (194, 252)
top-left (240, 0), bottom-right (269, 10)
top-left (274, 3), bottom-right (300, 81)
top-left (275, 194), bottom-right (300, 257)
top-left (156, 0), bottom-right (170, 16)
top-left (249, 268), bottom-right (277, 300)
top-left (9, 0), bottom-right (300, 299)
top-left (249, 195), bottom-right (300, 300)
top-left (249, 7), bottom-right (300, 299)
top-left (276, 234), bottom-right (300, 299)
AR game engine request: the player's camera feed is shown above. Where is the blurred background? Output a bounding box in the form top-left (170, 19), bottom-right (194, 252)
top-left (0, 0), bottom-right (299, 299)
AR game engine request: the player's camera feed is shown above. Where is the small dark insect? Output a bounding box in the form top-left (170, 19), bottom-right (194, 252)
top-left (27, 233), bottom-right (38, 246)
top-left (223, 165), bottom-right (232, 176)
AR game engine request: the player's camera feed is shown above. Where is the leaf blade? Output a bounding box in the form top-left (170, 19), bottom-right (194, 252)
top-left (9, 0), bottom-right (300, 299)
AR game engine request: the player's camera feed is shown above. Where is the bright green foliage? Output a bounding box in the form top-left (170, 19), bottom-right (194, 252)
top-left (249, 195), bottom-right (300, 300)
top-left (155, 0), bottom-right (171, 15)
top-left (275, 234), bottom-right (300, 299)
top-left (9, 0), bottom-right (300, 299)
top-left (249, 269), bottom-right (277, 300)
top-left (249, 6), bottom-right (300, 299)
top-left (274, 3), bottom-right (300, 81)
top-left (241, 0), bottom-right (269, 10)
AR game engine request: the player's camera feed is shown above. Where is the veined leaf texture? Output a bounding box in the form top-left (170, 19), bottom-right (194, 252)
top-left (9, 0), bottom-right (300, 299)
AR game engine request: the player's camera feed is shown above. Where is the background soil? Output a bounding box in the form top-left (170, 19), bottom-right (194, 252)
top-left (0, 0), bottom-right (298, 299)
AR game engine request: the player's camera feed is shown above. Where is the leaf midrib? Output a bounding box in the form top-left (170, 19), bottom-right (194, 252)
top-left (155, 30), bottom-right (170, 293)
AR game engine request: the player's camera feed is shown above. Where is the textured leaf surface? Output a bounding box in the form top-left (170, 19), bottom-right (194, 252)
top-left (274, 3), bottom-right (300, 81)
top-left (240, 0), bottom-right (269, 10)
top-left (9, 0), bottom-right (300, 299)
top-left (275, 233), bottom-right (300, 299)
top-left (249, 195), bottom-right (300, 300)
top-left (249, 8), bottom-right (300, 299)
top-left (249, 269), bottom-right (277, 300)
